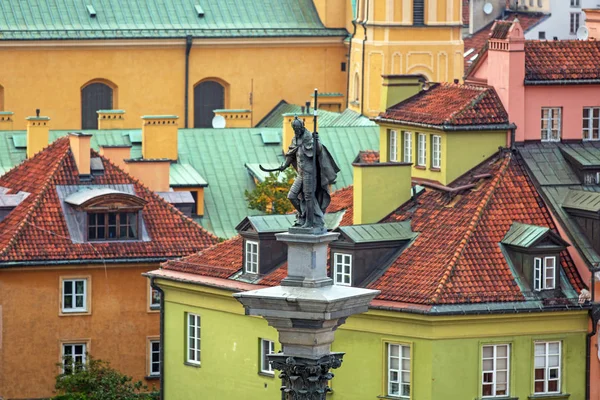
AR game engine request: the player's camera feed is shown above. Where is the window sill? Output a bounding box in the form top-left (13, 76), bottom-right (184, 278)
top-left (528, 394), bottom-right (569, 400)
top-left (184, 361), bottom-right (201, 368)
top-left (145, 375), bottom-right (160, 381)
top-left (59, 310), bottom-right (91, 316)
top-left (148, 306), bottom-right (160, 313)
top-left (258, 371), bottom-right (275, 378)
top-left (430, 167), bottom-right (441, 172)
top-left (377, 396), bottom-right (409, 399)
top-left (475, 397), bottom-right (519, 400)
top-left (414, 165), bottom-right (426, 170)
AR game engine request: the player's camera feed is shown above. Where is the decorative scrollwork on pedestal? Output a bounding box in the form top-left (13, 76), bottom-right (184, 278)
top-left (268, 353), bottom-right (344, 400)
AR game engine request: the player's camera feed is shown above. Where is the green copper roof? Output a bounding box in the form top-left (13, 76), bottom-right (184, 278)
top-left (0, 125), bottom-right (378, 239)
top-left (257, 101), bottom-right (376, 129)
top-left (501, 222), bottom-right (550, 248)
top-left (339, 220), bottom-right (415, 243)
top-left (560, 142), bottom-right (600, 168)
top-left (259, 131), bottom-right (280, 145)
top-left (170, 163), bottom-right (208, 187)
top-left (562, 189), bottom-right (600, 212)
top-left (246, 211), bottom-right (345, 233)
top-left (0, 0), bottom-right (347, 40)
top-left (245, 163), bottom-right (283, 183)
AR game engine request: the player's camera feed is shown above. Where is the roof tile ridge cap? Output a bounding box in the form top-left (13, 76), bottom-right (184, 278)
top-left (429, 153), bottom-right (511, 304)
top-left (447, 87), bottom-right (488, 124)
top-left (97, 151), bottom-right (219, 244)
top-left (162, 235), bottom-right (241, 268)
top-left (0, 140), bottom-right (71, 258)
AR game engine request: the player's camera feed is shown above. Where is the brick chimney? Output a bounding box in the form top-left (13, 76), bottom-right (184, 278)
top-left (0, 112), bottom-right (14, 131)
top-left (26, 114), bottom-right (50, 158)
top-left (99, 145), bottom-right (131, 170)
top-left (380, 74), bottom-right (427, 113)
top-left (125, 159), bottom-right (171, 192)
top-left (584, 9), bottom-right (600, 39)
top-left (68, 132), bottom-right (92, 176)
top-left (353, 161), bottom-right (412, 225)
top-left (141, 115), bottom-right (179, 160)
top-left (486, 19), bottom-right (525, 142)
top-left (97, 110), bottom-right (126, 130)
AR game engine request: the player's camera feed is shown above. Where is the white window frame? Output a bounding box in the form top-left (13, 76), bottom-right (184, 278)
top-left (62, 343), bottom-right (86, 374)
top-left (186, 313), bottom-right (201, 365)
top-left (150, 285), bottom-right (161, 310)
top-left (260, 338), bottom-right (275, 375)
top-left (387, 343), bottom-right (410, 398)
top-left (245, 240), bottom-right (259, 274)
top-left (432, 135), bottom-right (441, 169)
top-left (534, 341), bottom-right (561, 394)
top-left (570, 12), bottom-right (581, 34)
top-left (482, 344), bottom-right (510, 397)
top-left (403, 132), bottom-right (413, 163)
top-left (149, 340), bottom-right (160, 376)
top-left (533, 256), bottom-right (556, 291)
top-left (583, 107), bottom-right (600, 140)
top-left (541, 108), bottom-right (561, 142)
top-left (333, 253), bottom-right (352, 286)
top-left (417, 133), bottom-right (426, 167)
top-left (389, 130), bottom-right (398, 162)
top-left (62, 278), bottom-right (87, 313)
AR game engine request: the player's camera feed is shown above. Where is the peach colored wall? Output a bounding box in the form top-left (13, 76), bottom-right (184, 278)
top-left (0, 265), bottom-right (159, 399)
top-left (523, 85), bottom-right (600, 142)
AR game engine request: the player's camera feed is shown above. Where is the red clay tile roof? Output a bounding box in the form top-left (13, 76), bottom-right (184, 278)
top-left (161, 152), bottom-right (584, 306)
top-left (525, 40), bottom-right (600, 82)
top-left (463, 13), bottom-right (548, 71)
top-left (0, 138), bottom-right (217, 264)
top-left (379, 83), bottom-right (508, 127)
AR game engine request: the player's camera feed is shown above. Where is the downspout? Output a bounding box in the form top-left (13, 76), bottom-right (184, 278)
top-left (150, 277), bottom-right (165, 400)
top-left (510, 126), bottom-right (516, 150)
top-left (346, 19), bottom-right (357, 105)
top-left (587, 267), bottom-right (600, 400)
top-left (184, 35), bottom-right (193, 129)
top-left (360, 0), bottom-right (369, 115)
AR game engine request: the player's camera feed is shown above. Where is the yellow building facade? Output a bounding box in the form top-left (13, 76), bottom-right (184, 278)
top-left (349, 0), bottom-right (464, 117)
top-left (0, 0), bottom-right (464, 130)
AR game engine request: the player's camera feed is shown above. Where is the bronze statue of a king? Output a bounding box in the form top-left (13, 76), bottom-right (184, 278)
top-left (278, 116), bottom-right (340, 233)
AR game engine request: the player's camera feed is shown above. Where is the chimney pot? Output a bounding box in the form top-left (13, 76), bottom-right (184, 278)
top-left (36, 109), bottom-right (40, 117)
top-left (68, 132), bottom-right (93, 176)
top-left (453, 79), bottom-right (459, 84)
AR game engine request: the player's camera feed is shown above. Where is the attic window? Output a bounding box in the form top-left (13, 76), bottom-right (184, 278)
top-left (86, 5), bottom-right (97, 18)
top-left (88, 212), bottom-right (138, 240)
top-left (534, 256), bottom-right (556, 291)
top-left (245, 240), bottom-right (259, 274)
top-left (194, 4), bottom-right (205, 17)
top-left (333, 253), bottom-right (352, 286)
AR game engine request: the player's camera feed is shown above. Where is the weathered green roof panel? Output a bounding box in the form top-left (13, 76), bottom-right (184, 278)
top-left (339, 220), bottom-right (415, 243)
top-left (11, 134), bottom-right (26, 149)
top-left (0, 0), bottom-right (348, 40)
top-left (257, 102), bottom-right (376, 129)
top-left (170, 163), bottom-right (207, 187)
top-left (260, 131), bottom-right (280, 145)
top-left (245, 163), bottom-right (284, 183)
top-left (246, 211), bottom-right (345, 233)
top-left (501, 222), bottom-right (549, 248)
top-left (562, 189), bottom-right (600, 212)
top-left (559, 142), bottom-right (600, 168)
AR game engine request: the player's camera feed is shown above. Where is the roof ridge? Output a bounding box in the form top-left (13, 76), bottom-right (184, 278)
top-left (0, 138), bottom-right (71, 258)
top-left (430, 153), bottom-right (512, 303)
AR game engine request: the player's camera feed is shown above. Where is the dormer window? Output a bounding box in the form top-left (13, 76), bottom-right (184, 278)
top-left (245, 240), bottom-right (259, 274)
top-left (534, 256), bottom-right (556, 291)
top-left (64, 187), bottom-right (147, 242)
top-left (333, 253), bottom-right (352, 286)
top-left (501, 222), bottom-right (568, 294)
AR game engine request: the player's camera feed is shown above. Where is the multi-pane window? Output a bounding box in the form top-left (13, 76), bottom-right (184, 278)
top-left (432, 135), bottom-right (441, 169)
top-left (539, 31), bottom-right (546, 40)
top-left (534, 256), bottom-right (556, 291)
top-left (150, 287), bottom-right (161, 310)
top-left (403, 132), bottom-right (413, 163)
top-left (482, 344), bottom-right (510, 397)
top-left (570, 13), bottom-right (581, 34)
top-left (245, 240), bottom-right (259, 274)
top-left (260, 339), bottom-right (275, 375)
top-left (541, 108), bottom-right (561, 142)
top-left (62, 279), bottom-right (87, 313)
top-left (187, 313), bottom-right (201, 365)
top-left (150, 340), bottom-right (160, 376)
top-left (571, 0), bottom-right (580, 7)
top-left (389, 130), bottom-right (398, 162)
top-left (333, 253), bottom-right (352, 286)
top-left (63, 343), bottom-right (86, 374)
top-left (583, 107), bottom-right (600, 140)
top-left (417, 133), bottom-right (426, 166)
top-left (87, 212), bottom-right (138, 240)
top-left (534, 342), bottom-right (561, 394)
top-left (387, 343), bottom-right (410, 398)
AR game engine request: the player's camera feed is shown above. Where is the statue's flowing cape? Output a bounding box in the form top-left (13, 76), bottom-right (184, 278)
top-left (315, 144), bottom-right (340, 213)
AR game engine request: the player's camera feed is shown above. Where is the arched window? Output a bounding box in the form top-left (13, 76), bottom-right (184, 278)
top-left (81, 80), bottom-right (116, 130)
top-left (0, 84), bottom-right (4, 111)
top-left (353, 73), bottom-right (360, 103)
top-left (194, 80), bottom-right (226, 128)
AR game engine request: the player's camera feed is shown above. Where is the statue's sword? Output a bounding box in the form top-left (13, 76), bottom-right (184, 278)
top-left (258, 165), bottom-right (281, 173)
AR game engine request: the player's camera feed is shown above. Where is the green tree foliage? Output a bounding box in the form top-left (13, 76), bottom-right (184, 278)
top-left (245, 168), bottom-right (297, 214)
top-left (54, 355), bottom-right (159, 400)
